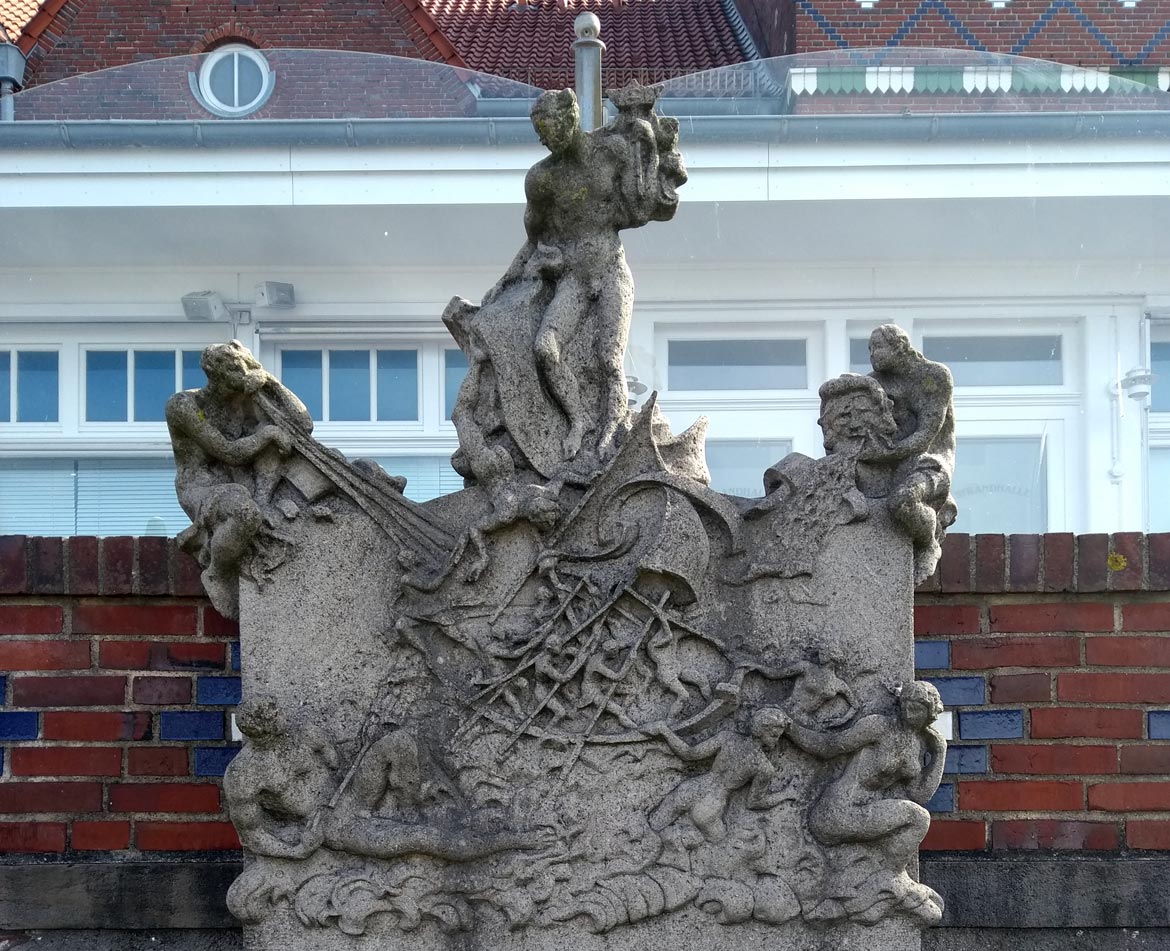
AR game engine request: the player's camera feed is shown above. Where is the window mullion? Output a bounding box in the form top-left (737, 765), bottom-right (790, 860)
top-left (127, 350), bottom-right (136, 422)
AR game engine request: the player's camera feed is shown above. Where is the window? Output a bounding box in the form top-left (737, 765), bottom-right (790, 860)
top-left (667, 339), bottom-right (807, 391)
top-left (1152, 342), bottom-right (1170, 412)
top-left (849, 338), bottom-right (871, 374)
top-left (705, 439), bottom-right (792, 497)
top-left (1150, 447), bottom-right (1170, 532)
top-left (194, 45), bottom-right (274, 118)
top-left (84, 349), bottom-right (206, 423)
top-left (278, 349), bottom-right (419, 422)
top-left (444, 349), bottom-right (469, 420)
top-left (0, 350), bottom-right (59, 423)
top-left (372, 455), bottom-right (465, 503)
top-left (951, 437), bottom-right (1048, 534)
top-left (922, 335), bottom-right (1063, 386)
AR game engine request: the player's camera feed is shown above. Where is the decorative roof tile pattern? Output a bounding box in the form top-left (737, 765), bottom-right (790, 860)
top-left (0, 0), bottom-right (39, 39)
top-left (421, 0), bottom-right (754, 89)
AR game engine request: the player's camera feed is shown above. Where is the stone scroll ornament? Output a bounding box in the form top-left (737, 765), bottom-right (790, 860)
top-left (169, 85), bottom-right (957, 951)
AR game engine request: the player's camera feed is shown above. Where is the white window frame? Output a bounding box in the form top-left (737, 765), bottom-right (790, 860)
top-left (0, 344), bottom-right (63, 433)
top-left (192, 45), bottom-right (275, 119)
top-left (79, 345), bottom-right (206, 427)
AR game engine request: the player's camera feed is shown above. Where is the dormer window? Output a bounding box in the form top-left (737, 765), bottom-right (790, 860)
top-left (192, 44), bottom-right (273, 117)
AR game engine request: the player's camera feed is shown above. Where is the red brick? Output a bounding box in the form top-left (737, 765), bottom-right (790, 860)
top-left (137, 537), bottom-right (170, 595)
top-left (109, 783), bottom-right (220, 814)
top-left (1088, 782), bottom-right (1170, 812)
top-left (991, 744), bottom-right (1117, 776)
top-left (991, 820), bottom-right (1118, 850)
top-left (990, 672), bottom-right (1051, 703)
top-left (916, 564), bottom-right (940, 594)
top-left (952, 636), bottom-right (1080, 670)
top-left (920, 819), bottom-right (986, 851)
top-left (11, 746), bottom-right (121, 777)
top-left (1009, 534), bottom-right (1040, 591)
top-left (1122, 604), bottom-right (1170, 633)
top-left (1087, 635), bottom-right (1170, 666)
top-left (132, 675), bottom-right (192, 705)
top-left (1058, 672), bottom-right (1170, 703)
top-left (959, 780), bottom-right (1083, 811)
top-left (914, 605), bottom-right (980, 636)
top-left (1149, 534), bottom-right (1170, 590)
top-left (1031, 708), bottom-right (1144, 739)
top-left (202, 606), bottom-right (239, 637)
top-left (989, 603), bottom-right (1114, 634)
top-left (68, 536), bottom-right (100, 595)
top-left (72, 820), bottom-right (131, 851)
top-left (173, 549), bottom-right (204, 597)
top-left (99, 640), bottom-right (153, 669)
top-left (156, 642), bottom-right (225, 670)
top-left (128, 747), bottom-right (189, 777)
top-left (101, 537), bottom-right (134, 595)
top-left (0, 782), bottom-right (103, 813)
top-left (939, 534), bottom-right (970, 592)
top-left (1042, 533), bottom-right (1075, 593)
top-left (42, 711), bottom-right (151, 741)
top-left (136, 821), bottom-right (240, 851)
top-left (0, 822), bottom-right (66, 853)
top-left (73, 603), bottom-right (197, 637)
top-left (0, 535), bottom-right (28, 594)
top-left (12, 674), bottom-right (126, 706)
top-left (0, 605), bottom-right (64, 635)
top-left (1078, 534), bottom-right (1110, 593)
top-left (1108, 533), bottom-right (1143, 591)
top-left (974, 535), bottom-right (1005, 592)
top-left (1128, 820), bottom-right (1170, 849)
top-left (1120, 746), bottom-right (1170, 774)
top-left (0, 640), bottom-right (90, 671)
top-left (27, 537), bottom-right (64, 594)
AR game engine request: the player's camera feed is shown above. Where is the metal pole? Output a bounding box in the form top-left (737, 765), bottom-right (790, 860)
top-left (572, 12), bottom-right (605, 132)
top-left (0, 81), bottom-right (13, 122)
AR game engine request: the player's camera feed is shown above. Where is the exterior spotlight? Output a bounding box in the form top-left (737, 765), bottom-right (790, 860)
top-left (181, 291), bottom-right (231, 322)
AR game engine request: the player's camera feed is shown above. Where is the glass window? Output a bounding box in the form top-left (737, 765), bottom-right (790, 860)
top-left (951, 437), bottom-right (1047, 533)
top-left (134, 350), bottom-right (176, 422)
top-left (376, 350), bottom-right (419, 421)
top-left (0, 351), bottom-right (9, 422)
top-left (1150, 447), bottom-right (1170, 533)
top-left (16, 351), bottom-right (59, 423)
top-left (0, 459), bottom-right (76, 534)
top-left (181, 349), bottom-right (207, 390)
top-left (330, 349), bottom-right (371, 421)
top-left (668, 339), bottom-right (807, 391)
top-left (922, 335), bottom-right (1062, 386)
top-left (372, 455), bottom-right (464, 503)
top-left (1152, 342), bottom-right (1170, 412)
top-left (86, 351), bottom-right (128, 421)
top-left (705, 439), bottom-right (793, 498)
top-left (444, 349), bottom-right (468, 421)
top-left (282, 350), bottom-right (323, 420)
top-left (849, 338), bottom-right (870, 374)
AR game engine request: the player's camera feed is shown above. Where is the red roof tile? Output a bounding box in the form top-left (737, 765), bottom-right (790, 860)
top-left (0, 0), bottom-right (39, 40)
top-left (421, 0), bottom-right (754, 89)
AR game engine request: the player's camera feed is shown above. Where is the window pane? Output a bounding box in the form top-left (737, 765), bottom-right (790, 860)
top-left (705, 439), bottom-right (793, 498)
top-left (0, 459), bottom-right (75, 534)
top-left (17, 351), bottom-right (59, 423)
top-left (668, 339), bottom-right (806, 390)
top-left (237, 56), bottom-right (263, 105)
top-left (210, 56), bottom-right (235, 105)
top-left (372, 455), bottom-right (464, 503)
top-left (0, 352), bottom-right (9, 422)
top-left (849, 338), bottom-right (870, 374)
top-left (1150, 448), bottom-right (1170, 533)
top-left (444, 349), bottom-right (468, 421)
top-left (1152, 343), bottom-right (1170, 412)
top-left (329, 350), bottom-right (371, 421)
top-left (134, 351), bottom-right (176, 422)
top-left (282, 350), bottom-right (323, 421)
top-left (376, 350), bottom-right (419, 421)
top-left (952, 437), bottom-right (1047, 533)
top-left (922, 336), bottom-right (1062, 386)
top-left (85, 351), bottom-right (128, 422)
top-left (76, 458), bottom-right (189, 536)
top-left (182, 350), bottom-right (207, 390)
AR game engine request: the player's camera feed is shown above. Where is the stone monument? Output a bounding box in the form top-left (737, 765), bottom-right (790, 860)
top-left (168, 83), bottom-right (956, 951)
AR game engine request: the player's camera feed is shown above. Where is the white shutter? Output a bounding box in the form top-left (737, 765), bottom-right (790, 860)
top-left (374, 455), bottom-right (463, 503)
top-left (0, 460), bottom-right (77, 534)
top-left (75, 459), bottom-right (190, 537)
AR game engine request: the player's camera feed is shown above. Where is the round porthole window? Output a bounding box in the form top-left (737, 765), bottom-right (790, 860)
top-left (194, 44), bottom-right (274, 117)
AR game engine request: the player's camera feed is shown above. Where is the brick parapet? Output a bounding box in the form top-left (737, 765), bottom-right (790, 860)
top-left (0, 533), bottom-right (1168, 859)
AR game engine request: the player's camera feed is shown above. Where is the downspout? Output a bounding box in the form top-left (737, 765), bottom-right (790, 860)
top-left (0, 28), bottom-right (28, 121)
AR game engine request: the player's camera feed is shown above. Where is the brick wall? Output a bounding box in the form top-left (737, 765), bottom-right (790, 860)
top-left (1, 532), bottom-right (1169, 859)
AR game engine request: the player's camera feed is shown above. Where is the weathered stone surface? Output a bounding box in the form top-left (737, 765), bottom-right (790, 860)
top-left (169, 85), bottom-right (957, 951)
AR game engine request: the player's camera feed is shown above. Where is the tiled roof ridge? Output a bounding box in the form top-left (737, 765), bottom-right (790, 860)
top-left (398, 0), bottom-right (468, 67)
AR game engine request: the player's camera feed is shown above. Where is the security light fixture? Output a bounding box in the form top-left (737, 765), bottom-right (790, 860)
top-left (254, 281), bottom-right (296, 309)
top-left (181, 291), bottom-right (231, 322)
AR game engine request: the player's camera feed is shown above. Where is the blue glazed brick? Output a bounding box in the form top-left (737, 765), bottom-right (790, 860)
top-left (160, 711), bottom-right (224, 741)
top-left (1151, 711), bottom-right (1170, 740)
top-left (915, 641), bottom-right (950, 670)
top-left (944, 745), bottom-right (988, 774)
top-left (230, 642), bottom-right (241, 672)
top-left (194, 746), bottom-right (240, 777)
top-left (926, 783), bottom-right (954, 813)
top-left (197, 677), bottom-right (242, 706)
top-left (0, 674), bottom-right (6, 704)
top-left (927, 676), bottom-right (985, 707)
top-left (959, 709), bottom-right (1024, 740)
top-left (0, 711), bottom-right (38, 740)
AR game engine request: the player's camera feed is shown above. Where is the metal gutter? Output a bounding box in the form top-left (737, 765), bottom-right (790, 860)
top-left (0, 111), bottom-right (1167, 150)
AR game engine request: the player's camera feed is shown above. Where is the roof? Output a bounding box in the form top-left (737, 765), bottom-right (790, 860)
top-left (420, 0), bottom-right (757, 89)
top-left (0, 0), bottom-right (38, 40)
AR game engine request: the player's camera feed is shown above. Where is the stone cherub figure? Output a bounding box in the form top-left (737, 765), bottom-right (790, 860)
top-left (167, 340), bottom-right (312, 617)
